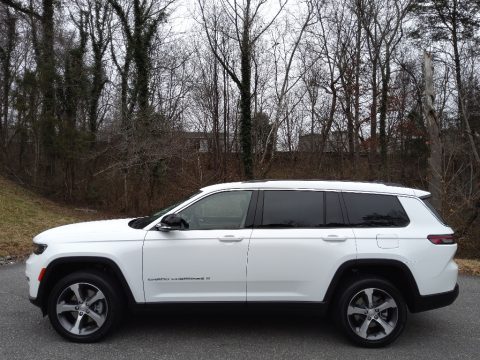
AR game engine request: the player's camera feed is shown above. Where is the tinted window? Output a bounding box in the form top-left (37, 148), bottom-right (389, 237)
top-left (262, 191), bottom-right (324, 228)
top-left (422, 197), bottom-right (446, 224)
top-left (343, 193), bottom-right (409, 227)
top-left (326, 192), bottom-right (345, 227)
top-left (128, 191), bottom-right (202, 229)
top-left (178, 191), bottom-right (252, 230)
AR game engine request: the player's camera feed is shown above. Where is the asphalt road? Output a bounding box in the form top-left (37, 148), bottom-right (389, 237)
top-left (1, 263), bottom-right (479, 360)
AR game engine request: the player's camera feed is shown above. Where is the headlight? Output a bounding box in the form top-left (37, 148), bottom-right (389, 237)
top-left (33, 243), bottom-right (47, 255)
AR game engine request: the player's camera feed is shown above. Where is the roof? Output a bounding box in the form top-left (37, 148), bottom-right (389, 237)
top-left (200, 180), bottom-right (430, 197)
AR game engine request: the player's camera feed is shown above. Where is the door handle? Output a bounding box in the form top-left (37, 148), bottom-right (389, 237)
top-left (218, 235), bottom-right (244, 242)
top-left (322, 235), bottom-right (348, 242)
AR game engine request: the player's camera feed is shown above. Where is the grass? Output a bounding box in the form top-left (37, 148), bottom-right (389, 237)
top-left (456, 258), bottom-right (480, 276)
top-left (0, 175), bottom-right (479, 276)
top-left (0, 176), bottom-right (103, 258)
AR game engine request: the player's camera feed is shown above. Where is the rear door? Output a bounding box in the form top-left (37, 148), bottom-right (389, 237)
top-left (246, 190), bottom-right (356, 302)
top-left (342, 192), bottom-right (410, 254)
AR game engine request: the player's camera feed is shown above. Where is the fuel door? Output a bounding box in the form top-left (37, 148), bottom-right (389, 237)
top-left (376, 234), bottom-right (399, 249)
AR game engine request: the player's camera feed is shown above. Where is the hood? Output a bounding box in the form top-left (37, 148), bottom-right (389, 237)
top-left (33, 218), bottom-right (145, 244)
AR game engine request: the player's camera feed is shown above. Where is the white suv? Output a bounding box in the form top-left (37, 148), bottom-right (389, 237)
top-left (26, 180), bottom-right (459, 347)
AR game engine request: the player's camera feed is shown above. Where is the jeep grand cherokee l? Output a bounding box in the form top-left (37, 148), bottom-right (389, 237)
top-left (26, 180), bottom-right (459, 347)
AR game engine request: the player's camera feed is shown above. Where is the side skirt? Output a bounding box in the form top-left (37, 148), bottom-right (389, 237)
top-left (129, 301), bottom-right (329, 316)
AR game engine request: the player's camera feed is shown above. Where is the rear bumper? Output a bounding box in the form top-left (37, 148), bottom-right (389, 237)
top-left (410, 284), bottom-right (459, 313)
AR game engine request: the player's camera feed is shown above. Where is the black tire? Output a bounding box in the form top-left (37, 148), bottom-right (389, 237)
top-left (336, 277), bottom-right (407, 348)
top-left (47, 270), bottom-right (124, 342)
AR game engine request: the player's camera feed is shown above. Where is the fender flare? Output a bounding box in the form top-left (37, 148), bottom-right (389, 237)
top-left (34, 256), bottom-right (137, 315)
top-left (323, 259), bottom-right (421, 308)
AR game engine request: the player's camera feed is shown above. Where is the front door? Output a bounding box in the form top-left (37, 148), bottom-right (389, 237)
top-left (143, 190), bottom-right (255, 302)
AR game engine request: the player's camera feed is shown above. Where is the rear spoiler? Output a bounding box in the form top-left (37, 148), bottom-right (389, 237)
top-left (419, 194), bottom-right (447, 225)
top-left (413, 189), bottom-right (431, 198)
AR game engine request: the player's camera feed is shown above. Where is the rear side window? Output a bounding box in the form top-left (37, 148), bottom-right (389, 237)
top-left (262, 191), bottom-right (324, 228)
top-left (325, 192), bottom-right (345, 227)
top-left (343, 193), bottom-right (409, 227)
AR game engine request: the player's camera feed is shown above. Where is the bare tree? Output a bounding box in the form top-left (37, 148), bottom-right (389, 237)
top-left (198, 0), bottom-right (287, 179)
top-left (357, 0), bottom-right (412, 177)
top-left (423, 51), bottom-right (443, 210)
top-left (1, 0), bottom-right (57, 176)
top-left (0, 5), bottom-right (17, 156)
top-left (108, 0), bottom-right (174, 128)
top-left (301, 0), bottom-right (353, 169)
top-left (258, 1), bottom-right (314, 175)
top-left (79, 0), bottom-right (113, 143)
top-left (416, 0), bottom-right (480, 165)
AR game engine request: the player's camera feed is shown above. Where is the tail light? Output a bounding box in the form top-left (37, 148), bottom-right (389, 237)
top-left (428, 234), bottom-right (456, 245)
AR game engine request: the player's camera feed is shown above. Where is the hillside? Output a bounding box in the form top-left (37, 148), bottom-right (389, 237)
top-left (0, 176), bottom-right (479, 274)
top-left (0, 176), bottom-right (103, 258)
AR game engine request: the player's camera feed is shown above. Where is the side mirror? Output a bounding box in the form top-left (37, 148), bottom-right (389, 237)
top-left (156, 214), bottom-right (188, 231)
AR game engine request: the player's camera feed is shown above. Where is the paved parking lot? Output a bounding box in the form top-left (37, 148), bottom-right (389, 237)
top-left (0, 263), bottom-right (479, 359)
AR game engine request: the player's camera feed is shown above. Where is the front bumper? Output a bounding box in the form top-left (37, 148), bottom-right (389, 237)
top-left (29, 296), bottom-right (41, 308)
top-left (410, 284), bottom-right (459, 313)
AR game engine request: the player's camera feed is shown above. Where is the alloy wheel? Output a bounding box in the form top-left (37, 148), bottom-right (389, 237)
top-left (55, 282), bottom-right (108, 336)
top-left (346, 287), bottom-right (399, 340)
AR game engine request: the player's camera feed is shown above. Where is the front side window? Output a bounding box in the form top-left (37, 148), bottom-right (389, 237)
top-left (343, 193), bottom-right (409, 227)
top-left (262, 190), bottom-right (324, 228)
top-left (178, 191), bottom-right (253, 230)
top-left (128, 191), bottom-right (202, 229)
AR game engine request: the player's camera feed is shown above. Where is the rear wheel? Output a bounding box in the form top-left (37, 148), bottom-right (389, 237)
top-left (336, 277), bottom-right (407, 347)
top-left (47, 271), bottom-right (123, 342)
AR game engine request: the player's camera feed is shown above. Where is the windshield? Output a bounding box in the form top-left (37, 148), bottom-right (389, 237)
top-left (128, 191), bottom-right (202, 229)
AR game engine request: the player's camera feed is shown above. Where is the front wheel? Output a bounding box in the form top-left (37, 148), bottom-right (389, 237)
top-left (336, 277), bottom-right (407, 347)
top-left (47, 271), bottom-right (123, 342)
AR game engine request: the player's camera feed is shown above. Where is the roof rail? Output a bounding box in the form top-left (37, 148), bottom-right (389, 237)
top-left (241, 179), bottom-right (405, 187)
top-left (371, 180), bottom-right (405, 187)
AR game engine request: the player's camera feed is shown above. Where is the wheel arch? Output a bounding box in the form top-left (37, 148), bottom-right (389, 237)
top-left (36, 256), bottom-right (137, 315)
top-left (324, 259), bottom-right (421, 312)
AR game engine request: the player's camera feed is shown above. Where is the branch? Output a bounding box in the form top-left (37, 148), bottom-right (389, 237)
top-left (251, 0), bottom-right (288, 44)
top-left (107, 0), bottom-right (133, 43)
top-left (0, 0), bottom-right (41, 19)
top-left (198, 0), bottom-right (241, 87)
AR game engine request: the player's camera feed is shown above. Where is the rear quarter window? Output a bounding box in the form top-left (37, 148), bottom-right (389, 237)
top-left (343, 193), bottom-right (409, 227)
top-left (421, 196), bottom-right (446, 225)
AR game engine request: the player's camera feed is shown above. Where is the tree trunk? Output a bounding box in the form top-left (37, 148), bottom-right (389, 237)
top-left (423, 52), bottom-right (443, 211)
top-left (379, 52), bottom-right (391, 179)
top-left (0, 10), bottom-right (16, 158)
top-left (318, 83), bottom-right (337, 169)
top-left (239, 7), bottom-right (253, 179)
top-left (451, 17), bottom-right (480, 165)
top-left (213, 55), bottom-right (220, 168)
top-left (353, 15), bottom-right (362, 171)
top-left (222, 66), bottom-right (229, 180)
top-left (88, 50), bottom-right (103, 144)
top-left (39, 0), bottom-right (56, 176)
top-left (369, 54), bottom-right (378, 175)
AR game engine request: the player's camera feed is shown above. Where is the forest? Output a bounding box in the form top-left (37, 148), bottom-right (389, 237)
top-left (0, 0), bottom-right (479, 257)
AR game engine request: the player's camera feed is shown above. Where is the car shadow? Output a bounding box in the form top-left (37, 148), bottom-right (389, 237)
top-left (112, 306), bottom-right (346, 344)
